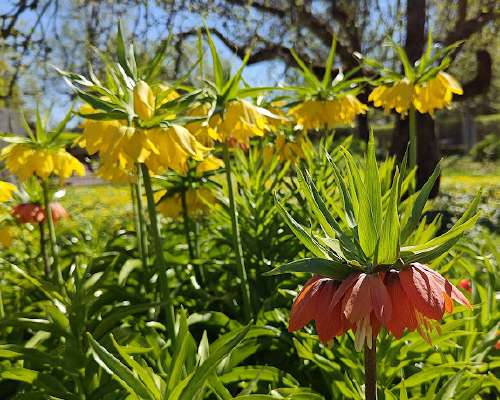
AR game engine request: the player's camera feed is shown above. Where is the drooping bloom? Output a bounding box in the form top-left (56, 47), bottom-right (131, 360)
top-left (134, 80), bottom-right (156, 120)
top-left (211, 99), bottom-right (276, 145)
top-left (186, 104), bottom-right (223, 147)
top-left (289, 263), bottom-right (471, 350)
top-left (369, 72), bottom-right (463, 116)
top-left (195, 155), bottom-right (224, 174)
top-left (1, 145), bottom-right (85, 181)
top-left (263, 134), bottom-right (311, 163)
top-left (0, 181), bottom-right (17, 202)
top-left (12, 202), bottom-right (68, 224)
top-left (413, 72), bottom-right (463, 115)
top-left (143, 126), bottom-right (209, 175)
top-left (78, 105), bottom-right (123, 155)
top-left (288, 95), bottom-right (368, 130)
top-left (78, 105), bottom-right (208, 175)
top-left (97, 162), bottom-right (136, 184)
top-left (458, 279), bottom-right (472, 293)
top-left (368, 79), bottom-right (415, 115)
top-left (157, 187), bottom-right (216, 219)
top-left (0, 226), bottom-right (13, 247)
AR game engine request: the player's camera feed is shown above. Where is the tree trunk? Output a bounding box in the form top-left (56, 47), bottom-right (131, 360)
top-left (389, 0), bottom-right (441, 196)
top-left (390, 114), bottom-right (441, 197)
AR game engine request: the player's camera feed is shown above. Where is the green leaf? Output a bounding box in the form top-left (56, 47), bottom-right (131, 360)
top-left (0, 367), bottom-right (38, 383)
top-left (264, 257), bottom-right (352, 278)
top-left (343, 150), bottom-right (377, 260)
top-left (173, 324), bottom-right (251, 400)
top-left (401, 162), bottom-right (441, 242)
top-left (301, 167), bottom-right (361, 261)
top-left (377, 169), bottom-right (400, 265)
top-left (116, 21), bottom-right (133, 78)
top-left (205, 26), bottom-right (225, 90)
top-left (165, 310), bottom-right (190, 397)
top-left (389, 39), bottom-right (415, 80)
top-left (275, 198), bottom-right (329, 258)
top-left (322, 35), bottom-right (337, 88)
top-left (111, 336), bottom-right (161, 400)
top-left (365, 131), bottom-right (382, 235)
top-left (296, 168), bottom-right (336, 238)
top-left (290, 49), bottom-right (322, 90)
top-left (87, 333), bottom-right (155, 400)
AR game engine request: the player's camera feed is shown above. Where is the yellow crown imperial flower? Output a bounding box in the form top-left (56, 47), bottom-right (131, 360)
top-left (96, 161), bottom-right (136, 184)
top-left (134, 80), bottom-right (155, 121)
top-left (186, 104), bottom-right (223, 147)
top-left (0, 226), bottom-right (13, 248)
top-left (214, 99), bottom-right (276, 145)
top-left (263, 134), bottom-right (311, 164)
top-left (1, 144), bottom-right (85, 181)
top-left (79, 105), bottom-right (123, 155)
top-left (369, 72), bottom-right (463, 117)
top-left (144, 125), bottom-right (209, 175)
top-left (0, 181), bottom-right (17, 202)
top-left (196, 155), bottom-right (224, 175)
top-left (158, 187), bottom-right (216, 219)
top-left (288, 95), bottom-right (368, 130)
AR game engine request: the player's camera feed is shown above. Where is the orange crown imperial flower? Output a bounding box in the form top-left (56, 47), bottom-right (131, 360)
top-left (12, 202), bottom-right (68, 224)
top-left (267, 133), bottom-right (479, 350)
top-left (289, 263), bottom-right (470, 350)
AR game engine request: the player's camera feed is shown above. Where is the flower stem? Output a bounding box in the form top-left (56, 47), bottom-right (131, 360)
top-left (131, 179), bottom-right (148, 270)
top-left (409, 105), bottom-right (417, 172)
top-left (364, 342), bottom-right (377, 400)
top-left (39, 222), bottom-right (50, 278)
top-left (222, 140), bottom-right (252, 321)
top-left (140, 163), bottom-right (176, 343)
top-left (41, 180), bottom-right (63, 286)
top-left (181, 190), bottom-right (205, 285)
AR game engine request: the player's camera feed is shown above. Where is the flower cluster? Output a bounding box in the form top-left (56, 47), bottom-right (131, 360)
top-left (2, 145), bottom-right (84, 182)
top-left (289, 263), bottom-right (470, 350)
top-left (369, 72), bottom-right (463, 116)
top-left (289, 96), bottom-right (368, 130)
top-left (11, 202), bottom-right (68, 224)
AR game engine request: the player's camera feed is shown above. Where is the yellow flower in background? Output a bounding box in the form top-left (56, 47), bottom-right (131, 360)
top-left (369, 79), bottom-right (414, 115)
top-left (134, 80), bottom-right (155, 120)
top-left (413, 72), bottom-right (463, 115)
top-left (0, 181), bottom-right (16, 202)
top-left (263, 134), bottom-right (311, 164)
top-left (0, 226), bottom-right (13, 247)
top-left (288, 95), bottom-right (368, 130)
top-left (265, 101), bottom-right (289, 132)
top-left (369, 72), bottom-right (462, 116)
top-left (2, 144), bottom-right (85, 181)
top-left (97, 161), bottom-right (136, 184)
top-left (196, 155), bottom-right (224, 174)
top-left (144, 125), bottom-right (209, 175)
top-left (186, 104), bottom-right (223, 147)
top-left (158, 187), bottom-right (216, 219)
top-left (214, 99), bottom-right (276, 145)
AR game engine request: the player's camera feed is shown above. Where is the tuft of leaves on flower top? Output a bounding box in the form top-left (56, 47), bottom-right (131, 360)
top-left (267, 132), bottom-right (480, 278)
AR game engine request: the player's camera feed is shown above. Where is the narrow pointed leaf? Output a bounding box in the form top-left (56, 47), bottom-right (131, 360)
top-left (263, 258), bottom-right (351, 279)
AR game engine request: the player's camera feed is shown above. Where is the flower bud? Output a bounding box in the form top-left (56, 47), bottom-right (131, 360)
top-left (134, 80), bottom-right (155, 120)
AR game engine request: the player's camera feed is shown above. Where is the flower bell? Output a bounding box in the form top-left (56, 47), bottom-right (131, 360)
top-left (134, 80), bottom-right (155, 121)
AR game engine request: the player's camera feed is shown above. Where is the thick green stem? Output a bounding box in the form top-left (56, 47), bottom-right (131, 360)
top-left (222, 141), bottom-right (252, 321)
top-left (364, 342), bottom-right (377, 400)
top-left (409, 105), bottom-right (417, 172)
top-left (39, 222), bottom-right (50, 278)
top-left (181, 191), bottom-right (205, 285)
top-left (131, 180), bottom-right (148, 270)
top-left (140, 164), bottom-right (176, 342)
top-left (41, 180), bottom-right (63, 285)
